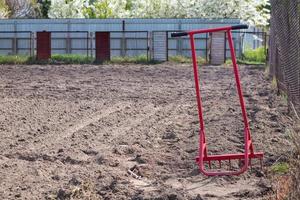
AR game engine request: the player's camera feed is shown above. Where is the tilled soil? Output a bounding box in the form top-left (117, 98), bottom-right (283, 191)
top-left (0, 63), bottom-right (293, 200)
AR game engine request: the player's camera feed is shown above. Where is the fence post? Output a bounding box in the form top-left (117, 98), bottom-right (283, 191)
top-left (264, 32), bottom-right (267, 62)
top-left (66, 20), bottom-right (71, 54)
top-left (30, 32), bottom-right (35, 57)
top-left (13, 21), bottom-right (17, 55)
top-left (90, 32), bottom-right (93, 58)
top-left (238, 32), bottom-right (242, 58)
top-left (224, 32), bottom-right (227, 62)
top-left (121, 20), bottom-right (126, 57)
top-left (177, 20), bottom-right (182, 55)
top-left (205, 33), bottom-right (208, 63)
top-left (149, 31), bottom-right (153, 60)
top-left (147, 31), bottom-right (149, 61)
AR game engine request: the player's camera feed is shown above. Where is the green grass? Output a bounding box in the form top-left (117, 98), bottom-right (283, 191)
top-left (0, 55), bottom-right (32, 65)
top-left (237, 59), bottom-right (265, 65)
top-left (50, 54), bottom-right (94, 64)
top-left (271, 162), bottom-right (289, 174)
top-left (0, 54), bottom-right (152, 65)
top-left (107, 55), bottom-right (153, 64)
top-left (225, 58), bottom-right (265, 65)
top-left (0, 54), bottom-right (206, 65)
top-left (169, 55), bottom-right (206, 65)
top-left (0, 54), bottom-right (94, 65)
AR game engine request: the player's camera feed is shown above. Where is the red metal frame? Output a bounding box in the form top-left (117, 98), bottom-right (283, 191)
top-left (179, 26), bottom-right (263, 176)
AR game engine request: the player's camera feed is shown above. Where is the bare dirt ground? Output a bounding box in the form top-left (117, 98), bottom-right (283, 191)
top-left (0, 63), bottom-right (294, 200)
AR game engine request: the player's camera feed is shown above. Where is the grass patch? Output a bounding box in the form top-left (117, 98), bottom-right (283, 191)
top-left (107, 55), bottom-right (153, 64)
top-left (225, 58), bottom-right (265, 65)
top-left (237, 59), bottom-right (265, 65)
top-left (240, 47), bottom-right (266, 64)
top-left (271, 162), bottom-right (289, 174)
top-left (169, 55), bottom-right (206, 65)
top-left (225, 59), bottom-right (232, 65)
top-left (50, 54), bottom-right (94, 64)
top-left (0, 54), bottom-right (94, 65)
top-left (0, 55), bottom-right (31, 65)
top-left (0, 54), bottom-right (152, 65)
top-left (0, 54), bottom-right (208, 65)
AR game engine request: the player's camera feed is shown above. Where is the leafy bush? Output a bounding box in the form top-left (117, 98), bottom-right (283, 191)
top-left (242, 47), bottom-right (266, 63)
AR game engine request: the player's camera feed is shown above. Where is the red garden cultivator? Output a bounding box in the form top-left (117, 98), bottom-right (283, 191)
top-left (171, 25), bottom-right (263, 176)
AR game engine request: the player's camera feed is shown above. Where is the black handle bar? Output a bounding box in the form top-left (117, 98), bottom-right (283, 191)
top-left (231, 24), bottom-right (249, 30)
top-left (171, 32), bottom-right (188, 37)
top-left (171, 24), bottom-right (249, 38)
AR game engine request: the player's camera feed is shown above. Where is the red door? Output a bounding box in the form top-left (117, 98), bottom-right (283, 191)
top-left (95, 32), bottom-right (110, 62)
top-left (37, 31), bottom-right (51, 60)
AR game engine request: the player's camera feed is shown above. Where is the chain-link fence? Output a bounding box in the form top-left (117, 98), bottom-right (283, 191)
top-left (269, 0), bottom-right (300, 116)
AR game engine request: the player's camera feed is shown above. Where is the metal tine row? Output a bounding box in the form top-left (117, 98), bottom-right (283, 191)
top-left (205, 158), bottom-right (263, 170)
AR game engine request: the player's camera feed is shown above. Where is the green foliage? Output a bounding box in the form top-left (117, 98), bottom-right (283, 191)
top-left (169, 55), bottom-right (206, 65)
top-left (225, 59), bottom-right (232, 65)
top-left (225, 58), bottom-right (265, 66)
top-left (0, 55), bottom-right (94, 65)
top-left (242, 47), bottom-right (266, 63)
top-left (50, 54), bottom-right (94, 64)
top-left (271, 162), bottom-right (289, 174)
top-left (236, 59), bottom-right (265, 65)
top-left (39, 0), bottom-right (51, 18)
top-left (0, 54), bottom-right (153, 65)
top-left (0, 0), bottom-right (9, 18)
top-left (83, 0), bottom-right (113, 19)
top-left (108, 55), bottom-right (151, 64)
top-left (125, 0), bottom-right (133, 10)
top-left (0, 55), bottom-right (31, 64)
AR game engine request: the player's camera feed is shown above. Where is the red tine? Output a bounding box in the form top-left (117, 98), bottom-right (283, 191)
top-left (218, 160), bottom-right (221, 168)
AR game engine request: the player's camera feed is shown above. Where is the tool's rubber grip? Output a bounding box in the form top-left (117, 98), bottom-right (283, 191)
top-left (231, 24), bottom-right (249, 30)
top-left (171, 32), bottom-right (188, 37)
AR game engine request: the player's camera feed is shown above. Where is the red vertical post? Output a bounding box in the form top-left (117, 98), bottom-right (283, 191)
top-left (37, 31), bottom-right (51, 60)
top-left (95, 32), bottom-right (110, 62)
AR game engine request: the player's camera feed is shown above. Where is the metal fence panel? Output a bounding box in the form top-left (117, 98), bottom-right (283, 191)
top-left (0, 31), bottom-right (32, 55)
top-left (269, 0), bottom-right (300, 114)
top-left (0, 19), bottom-right (266, 62)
